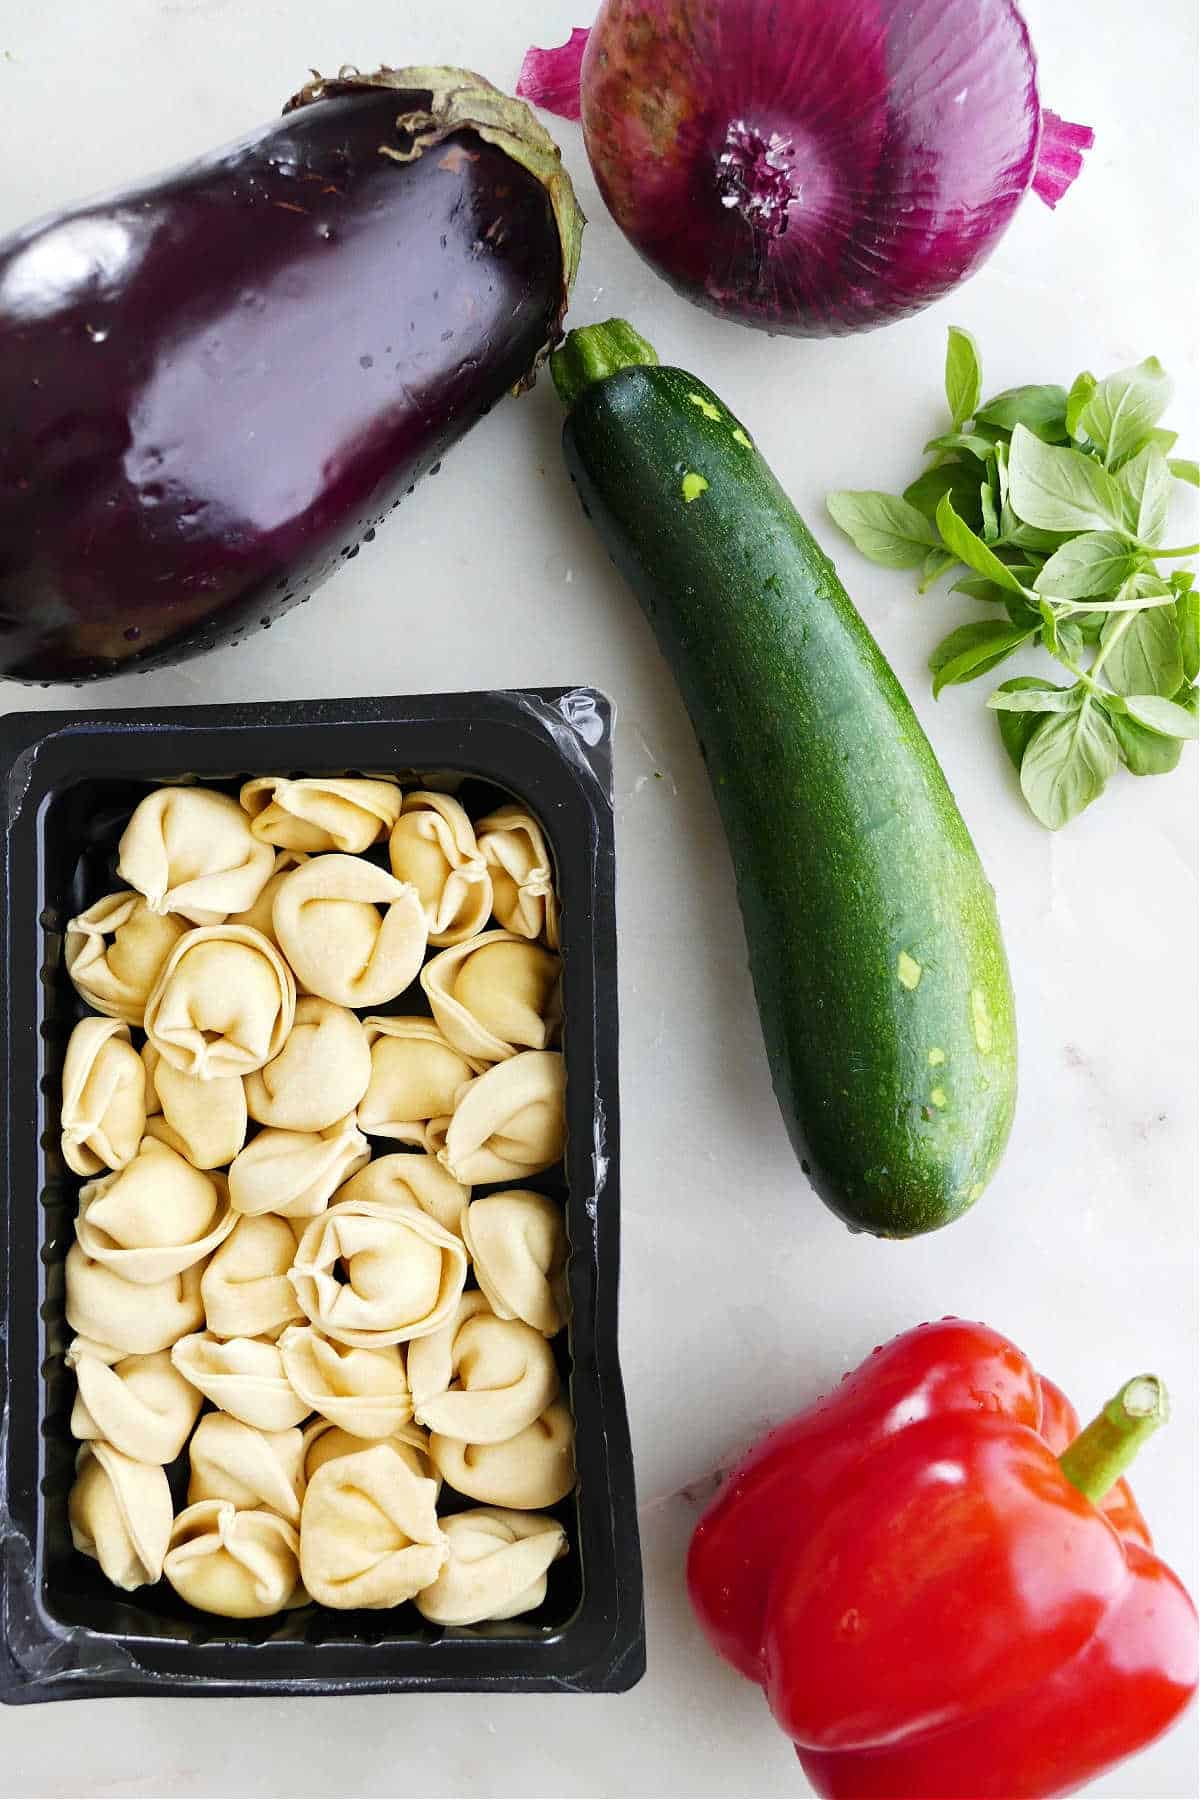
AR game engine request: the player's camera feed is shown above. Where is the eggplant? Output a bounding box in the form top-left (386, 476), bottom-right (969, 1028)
top-left (0, 67), bottom-right (583, 681)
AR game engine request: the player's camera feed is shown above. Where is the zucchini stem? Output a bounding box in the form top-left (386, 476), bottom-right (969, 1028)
top-left (551, 319), bottom-right (659, 409)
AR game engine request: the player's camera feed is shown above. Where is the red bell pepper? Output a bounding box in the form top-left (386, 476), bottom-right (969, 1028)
top-left (686, 1320), bottom-right (1197, 1798)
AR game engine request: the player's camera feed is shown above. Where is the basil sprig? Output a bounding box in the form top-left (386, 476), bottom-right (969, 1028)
top-left (828, 333), bottom-right (1197, 828)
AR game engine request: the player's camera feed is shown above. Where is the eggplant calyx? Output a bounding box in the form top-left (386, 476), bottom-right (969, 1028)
top-left (286, 64), bottom-right (584, 388)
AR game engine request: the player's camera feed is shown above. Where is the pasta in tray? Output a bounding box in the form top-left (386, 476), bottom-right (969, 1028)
top-left (58, 771), bottom-right (581, 1623)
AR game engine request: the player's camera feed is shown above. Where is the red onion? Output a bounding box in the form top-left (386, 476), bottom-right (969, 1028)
top-left (518, 1), bottom-right (1093, 337)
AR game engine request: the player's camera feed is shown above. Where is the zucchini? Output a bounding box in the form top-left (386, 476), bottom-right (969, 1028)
top-left (552, 321), bottom-right (1016, 1238)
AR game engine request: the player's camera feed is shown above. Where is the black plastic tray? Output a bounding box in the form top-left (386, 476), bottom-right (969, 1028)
top-left (0, 687), bottom-right (643, 1701)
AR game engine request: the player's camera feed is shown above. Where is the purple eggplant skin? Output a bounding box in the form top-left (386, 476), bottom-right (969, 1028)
top-left (0, 67), bottom-right (583, 681)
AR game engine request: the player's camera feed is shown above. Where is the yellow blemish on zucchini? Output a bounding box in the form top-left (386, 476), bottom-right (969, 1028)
top-left (971, 986), bottom-right (993, 1054)
top-left (688, 393), bottom-right (721, 422)
top-left (732, 427), bottom-right (753, 449)
top-left (930, 1087), bottom-right (947, 1109)
top-left (897, 951), bottom-right (922, 990)
top-left (928, 1047), bottom-right (946, 1066)
top-left (681, 471), bottom-right (709, 504)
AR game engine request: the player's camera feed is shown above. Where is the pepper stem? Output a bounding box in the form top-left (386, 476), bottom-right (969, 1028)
top-left (551, 319), bottom-right (659, 409)
top-left (1058, 1375), bottom-right (1168, 1505)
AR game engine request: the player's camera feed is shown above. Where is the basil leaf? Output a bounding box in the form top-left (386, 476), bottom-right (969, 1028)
top-left (1100, 606), bottom-right (1184, 698)
top-left (976, 384), bottom-right (1069, 441)
top-left (1078, 356), bottom-right (1172, 468)
top-left (1168, 457), bottom-right (1200, 488)
top-left (1033, 532), bottom-right (1139, 600)
top-left (1121, 694), bottom-right (1199, 739)
top-left (987, 682), bottom-right (1082, 713)
top-left (993, 677), bottom-right (1062, 770)
top-left (903, 464), bottom-right (984, 525)
top-left (918, 548), bottom-right (959, 593)
top-left (1065, 370), bottom-right (1097, 440)
top-left (1108, 708), bottom-right (1185, 776)
top-left (1073, 611), bottom-right (1107, 645)
top-left (1180, 683), bottom-right (1200, 717)
top-left (1007, 427), bottom-right (1126, 535)
top-left (1114, 427), bottom-right (1179, 468)
top-left (925, 432), bottom-right (997, 462)
top-left (935, 494), bottom-right (1030, 595)
top-left (929, 620), bottom-right (1037, 696)
top-left (1177, 588), bottom-right (1200, 683)
top-left (945, 326), bottom-right (983, 429)
top-left (980, 478), bottom-right (1001, 543)
top-left (826, 491), bottom-right (939, 568)
top-left (1019, 701), bottom-right (1119, 828)
top-left (1116, 445), bottom-right (1172, 545)
top-left (1001, 521), bottom-right (1073, 554)
top-left (953, 576), bottom-right (1017, 604)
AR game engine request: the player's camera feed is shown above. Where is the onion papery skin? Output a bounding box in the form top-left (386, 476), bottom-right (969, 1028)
top-left (576, 0), bottom-right (1043, 337)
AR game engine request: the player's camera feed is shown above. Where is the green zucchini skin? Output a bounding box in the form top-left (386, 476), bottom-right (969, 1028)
top-left (562, 365), bottom-right (1017, 1237)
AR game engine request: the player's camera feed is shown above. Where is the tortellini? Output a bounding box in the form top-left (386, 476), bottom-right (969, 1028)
top-left (463, 1190), bottom-right (569, 1338)
top-left (387, 791), bottom-right (492, 945)
top-left (60, 1017), bottom-right (146, 1177)
top-left (333, 1151), bottom-right (469, 1242)
top-left (438, 1051), bottom-right (567, 1185)
top-left (201, 1214), bottom-right (305, 1341)
top-left (227, 1115), bottom-right (370, 1220)
top-left (299, 1444), bottom-right (446, 1610)
top-left (65, 891), bottom-right (187, 1025)
top-left (243, 996), bottom-right (371, 1131)
top-left (117, 786), bottom-right (275, 925)
top-left (430, 1400), bottom-right (577, 1511)
top-left (59, 774), bottom-right (581, 1621)
top-left (271, 854), bottom-right (427, 1008)
top-left (421, 932), bottom-right (562, 1064)
top-left (187, 1413), bottom-right (306, 1524)
top-left (68, 1442), bottom-right (173, 1591)
top-left (67, 1342), bottom-right (202, 1464)
top-left (356, 1016), bottom-right (479, 1148)
top-left (170, 1332), bottom-right (311, 1431)
top-left (76, 1140), bottom-right (235, 1284)
top-left (475, 806), bottom-right (560, 947)
top-left (241, 776), bottom-right (402, 854)
top-left (164, 1500), bottom-right (303, 1618)
top-left (142, 1041), bottom-right (248, 1170)
top-left (407, 1292), bottom-right (560, 1444)
top-left (144, 924), bottom-right (296, 1080)
top-left (65, 1242), bottom-right (205, 1356)
top-left (289, 1195), bottom-right (467, 1349)
top-left (302, 1418), bottom-right (437, 1489)
top-left (414, 1508), bottom-right (567, 1626)
top-left (277, 1326), bottom-right (412, 1438)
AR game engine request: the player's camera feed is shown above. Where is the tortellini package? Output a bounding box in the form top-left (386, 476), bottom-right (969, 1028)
top-left (414, 1508), bottom-right (567, 1626)
top-left (65, 891), bottom-right (187, 1025)
top-left (271, 854), bottom-right (427, 1008)
top-left (243, 996), bottom-right (371, 1131)
top-left (58, 772), bottom-right (576, 1625)
top-left (421, 932), bottom-right (562, 1064)
top-left (144, 924), bottom-right (296, 1080)
top-left (60, 1017), bottom-right (147, 1177)
top-left (387, 791), bottom-right (492, 945)
top-left (164, 1500), bottom-right (303, 1618)
top-left (117, 787), bottom-right (275, 925)
top-left (299, 1444), bottom-right (447, 1610)
top-left (357, 1016), bottom-right (479, 1148)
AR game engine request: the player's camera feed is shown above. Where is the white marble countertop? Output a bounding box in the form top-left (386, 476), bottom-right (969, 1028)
top-left (1, 0), bottom-right (1196, 1793)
